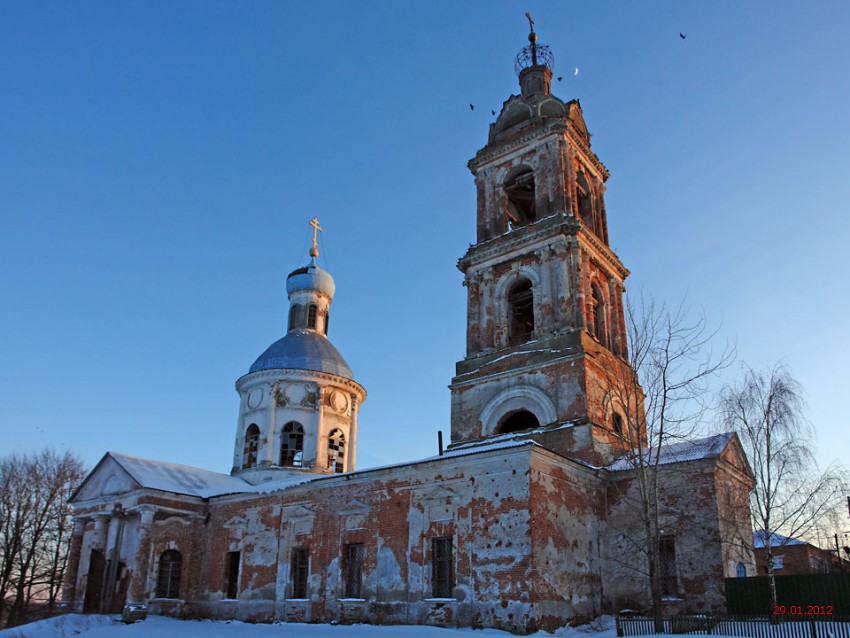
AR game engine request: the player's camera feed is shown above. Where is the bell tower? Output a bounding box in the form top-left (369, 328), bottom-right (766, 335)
top-left (449, 21), bottom-right (641, 464)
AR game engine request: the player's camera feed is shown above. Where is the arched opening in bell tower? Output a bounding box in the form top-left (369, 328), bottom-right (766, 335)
top-left (242, 424), bottom-right (260, 469)
top-left (508, 278), bottom-right (535, 345)
top-left (504, 167), bottom-right (536, 228)
top-left (497, 409), bottom-right (540, 434)
top-left (280, 421), bottom-right (304, 467)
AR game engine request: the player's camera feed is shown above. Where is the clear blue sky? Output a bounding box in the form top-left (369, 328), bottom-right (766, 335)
top-left (2, 1), bottom-right (848, 480)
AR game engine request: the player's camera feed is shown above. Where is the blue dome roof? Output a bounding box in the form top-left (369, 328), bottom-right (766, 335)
top-left (249, 330), bottom-right (354, 379)
top-left (286, 262), bottom-right (335, 298)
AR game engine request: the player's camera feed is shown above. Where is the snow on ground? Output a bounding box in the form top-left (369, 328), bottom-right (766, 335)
top-left (0, 614), bottom-right (620, 638)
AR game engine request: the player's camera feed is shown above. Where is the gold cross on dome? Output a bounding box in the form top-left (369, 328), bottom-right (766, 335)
top-left (309, 217), bottom-right (323, 257)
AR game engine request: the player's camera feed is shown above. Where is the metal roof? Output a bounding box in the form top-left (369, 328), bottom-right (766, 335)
top-left (249, 330), bottom-right (354, 379)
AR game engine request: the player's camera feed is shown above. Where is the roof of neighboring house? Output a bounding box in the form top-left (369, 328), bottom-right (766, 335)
top-left (753, 530), bottom-right (807, 549)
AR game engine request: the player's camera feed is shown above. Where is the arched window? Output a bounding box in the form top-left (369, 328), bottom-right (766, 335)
top-left (508, 279), bottom-right (534, 345)
top-left (736, 562), bottom-right (746, 578)
top-left (243, 424), bottom-right (259, 469)
top-left (612, 413), bottom-right (624, 436)
top-left (504, 168), bottom-right (536, 229)
top-left (323, 311), bottom-right (329, 336)
top-left (576, 171), bottom-right (593, 230)
top-left (327, 429), bottom-right (345, 473)
top-left (307, 305), bottom-right (318, 329)
top-left (156, 550), bottom-right (182, 599)
top-left (497, 410), bottom-right (540, 434)
top-left (288, 306), bottom-right (297, 331)
top-left (590, 284), bottom-right (608, 347)
top-left (280, 422), bottom-right (304, 467)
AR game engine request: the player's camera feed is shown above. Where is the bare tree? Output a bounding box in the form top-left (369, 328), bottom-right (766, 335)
top-left (0, 449), bottom-right (85, 628)
top-left (720, 365), bottom-right (846, 607)
top-left (602, 295), bottom-right (734, 630)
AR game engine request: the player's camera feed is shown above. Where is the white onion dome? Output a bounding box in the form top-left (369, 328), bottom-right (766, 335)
top-left (285, 259), bottom-right (335, 299)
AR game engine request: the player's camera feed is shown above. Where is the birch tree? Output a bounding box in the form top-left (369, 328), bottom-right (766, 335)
top-left (720, 365), bottom-right (845, 607)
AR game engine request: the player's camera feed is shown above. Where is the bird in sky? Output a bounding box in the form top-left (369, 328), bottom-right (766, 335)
top-left (557, 76), bottom-right (562, 82)
top-left (491, 109), bottom-right (496, 115)
top-left (469, 104), bottom-right (474, 111)
top-left (680, 33), bottom-right (686, 39)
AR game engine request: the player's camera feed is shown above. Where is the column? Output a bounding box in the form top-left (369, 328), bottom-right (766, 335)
top-left (122, 507), bottom-right (155, 621)
top-left (465, 275), bottom-right (481, 355)
top-left (61, 518), bottom-right (87, 610)
top-left (536, 247), bottom-right (553, 334)
top-left (348, 395), bottom-right (359, 472)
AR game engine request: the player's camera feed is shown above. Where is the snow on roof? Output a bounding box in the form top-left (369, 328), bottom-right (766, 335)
top-left (606, 432), bottom-right (734, 472)
top-left (109, 452), bottom-right (253, 498)
top-left (753, 530), bottom-right (807, 549)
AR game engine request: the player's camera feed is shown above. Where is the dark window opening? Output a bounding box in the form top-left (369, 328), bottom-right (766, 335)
top-left (344, 543), bottom-right (364, 599)
top-left (290, 548), bottom-right (309, 599)
top-left (590, 285), bottom-right (608, 347)
top-left (243, 424), bottom-right (260, 469)
top-left (658, 536), bottom-right (678, 597)
top-left (576, 172), bottom-right (593, 230)
top-left (156, 550), bottom-right (182, 599)
top-left (280, 421), bottom-right (305, 467)
top-left (307, 304), bottom-right (318, 329)
top-left (508, 279), bottom-right (534, 345)
top-left (224, 551), bottom-right (240, 599)
top-left (327, 429), bottom-right (345, 473)
top-left (497, 410), bottom-right (540, 434)
top-left (612, 413), bottom-right (624, 436)
top-left (504, 168), bottom-right (536, 229)
top-left (324, 311), bottom-right (329, 336)
top-left (431, 536), bottom-right (454, 599)
top-left (288, 306), bottom-right (297, 331)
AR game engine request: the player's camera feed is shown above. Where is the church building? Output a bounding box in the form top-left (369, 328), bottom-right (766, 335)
top-left (63, 25), bottom-right (755, 633)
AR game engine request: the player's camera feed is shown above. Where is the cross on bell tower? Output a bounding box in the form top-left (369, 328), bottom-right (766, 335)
top-left (448, 21), bottom-right (642, 465)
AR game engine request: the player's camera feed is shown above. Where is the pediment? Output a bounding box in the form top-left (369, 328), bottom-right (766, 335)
top-left (420, 485), bottom-right (457, 504)
top-left (71, 455), bottom-right (139, 503)
top-left (720, 433), bottom-right (755, 480)
top-left (337, 499), bottom-right (370, 517)
top-left (282, 504), bottom-right (314, 520)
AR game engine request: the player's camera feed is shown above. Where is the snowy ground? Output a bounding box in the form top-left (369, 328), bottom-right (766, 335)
top-left (0, 614), bottom-right (619, 638)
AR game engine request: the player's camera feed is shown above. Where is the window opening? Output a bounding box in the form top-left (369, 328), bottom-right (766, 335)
top-left (508, 279), bottom-right (534, 345)
top-left (324, 311), bottom-right (329, 336)
top-left (431, 536), bottom-right (454, 599)
top-left (658, 536), bottom-right (678, 597)
top-left (224, 551), bottom-right (240, 599)
top-left (612, 413), bottom-right (624, 436)
top-left (736, 562), bottom-right (746, 578)
top-left (327, 429), bottom-right (345, 473)
top-left (307, 304), bottom-right (318, 329)
top-left (290, 548), bottom-right (309, 599)
top-left (156, 550), bottom-right (182, 599)
top-left (576, 171), bottom-right (593, 230)
top-left (280, 422), bottom-right (305, 467)
top-left (590, 285), bottom-right (607, 347)
top-left (504, 168), bottom-right (536, 229)
top-left (288, 306), bottom-right (297, 331)
top-left (243, 424), bottom-right (260, 469)
top-left (344, 543), bottom-right (364, 599)
top-left (498, 410), bottom-right (540, 434)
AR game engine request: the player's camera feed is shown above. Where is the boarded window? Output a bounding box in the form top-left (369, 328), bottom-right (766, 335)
top-left (290, 548), bottom-right (309, 599)
top-left (224, 551), bottom-right (240, 599)
top-left (327, 429), bottom-right (345, 473)
top-left (243, 424), bottom-right (260, 469)
top-left (156, 550), bottom-right (182, 599)
top-left (344, 543), bottom-right (364, 599)
top-left (658, 536), bottom-right (678, 596)
top-left (307, 304), bottom-right (318, 329)
top-left (280, 422), bottom-right (304, 467)
top-left (432, 536), bottom-right (453, 598)
top-left (508, 279), bottom-right (534, 345)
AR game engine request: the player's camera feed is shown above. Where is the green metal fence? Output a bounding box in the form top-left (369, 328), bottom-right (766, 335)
top-left (725, 573), bottom-right (850, 615)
